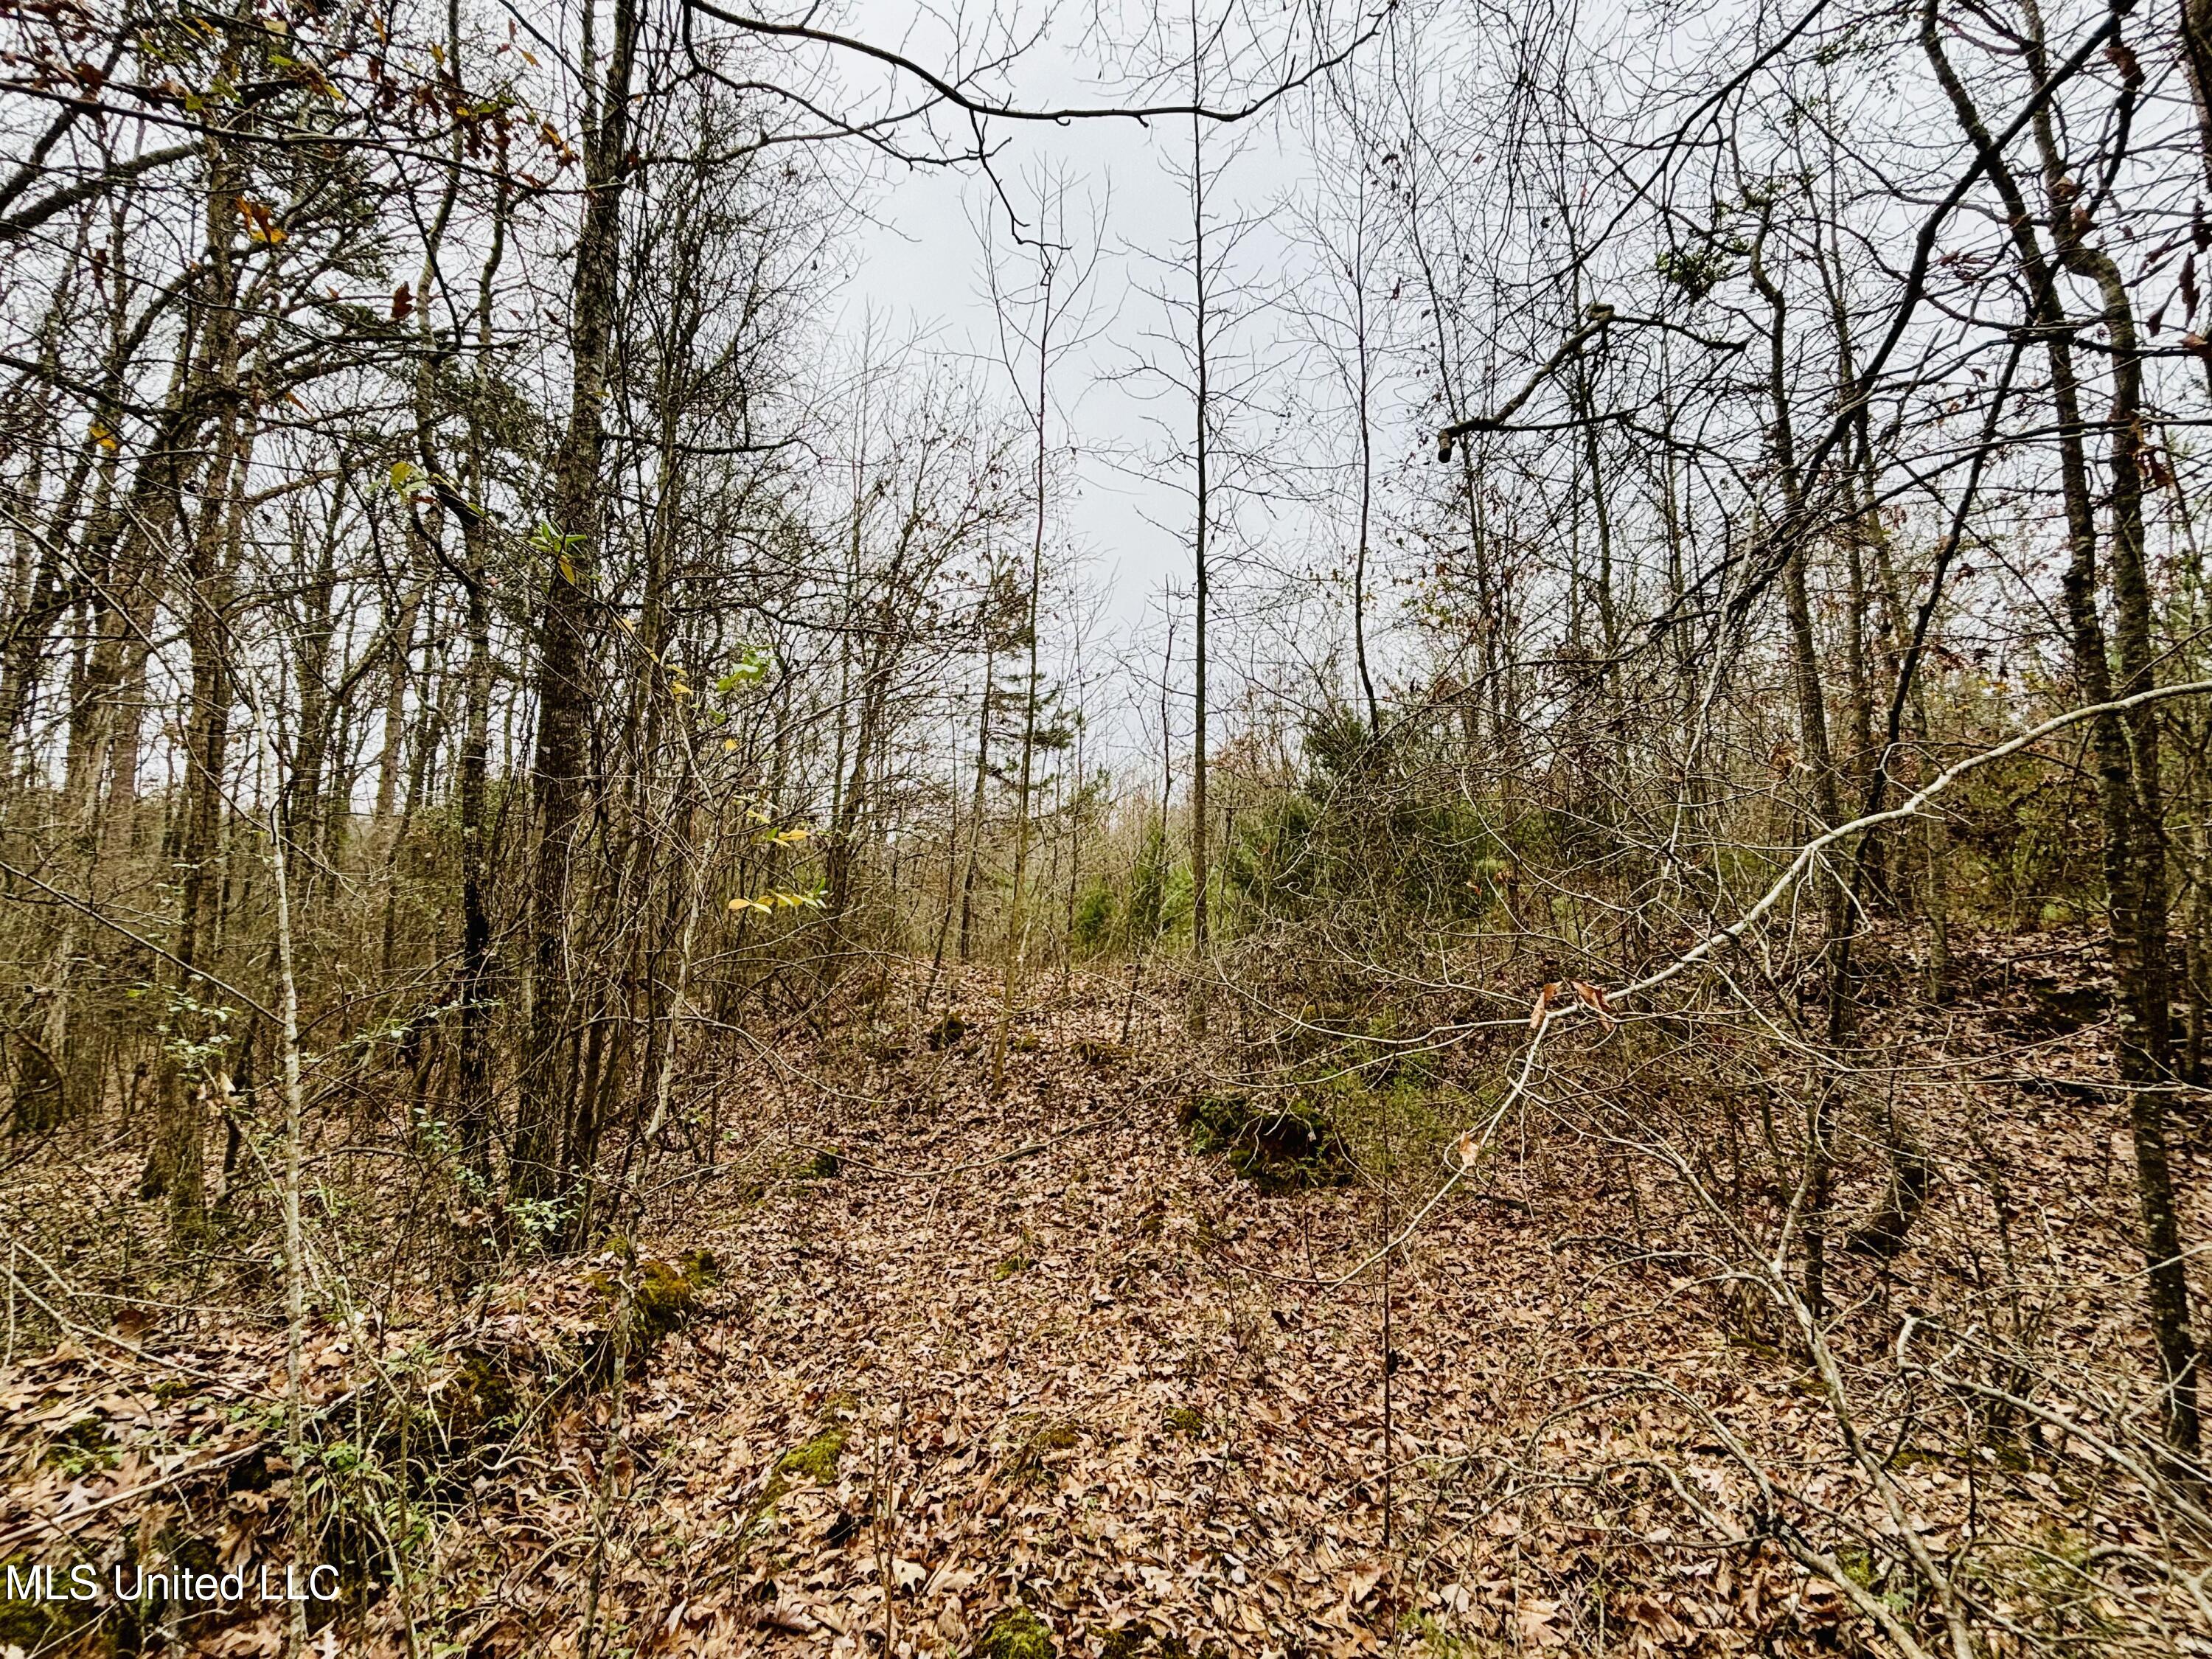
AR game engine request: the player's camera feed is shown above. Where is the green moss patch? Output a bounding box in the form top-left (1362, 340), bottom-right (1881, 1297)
top-left (633, 1249), bottom-right (720, 1342)
top-left (975, 1604), bottom-right (1056, 1659)
top-left (1180, 1090), bottom-right (1350, 1190)
top-left (778, 1425), bottom-right (848, 1484)
top-left (0, 1555), bottom-right (98, 1649)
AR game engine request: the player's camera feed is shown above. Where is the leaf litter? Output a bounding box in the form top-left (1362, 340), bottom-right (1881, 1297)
top-left (0, 947), bottom-right (2206, 1655)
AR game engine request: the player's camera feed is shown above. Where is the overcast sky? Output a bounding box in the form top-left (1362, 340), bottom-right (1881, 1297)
top-left (828, 1), bottom-right (1335, 644)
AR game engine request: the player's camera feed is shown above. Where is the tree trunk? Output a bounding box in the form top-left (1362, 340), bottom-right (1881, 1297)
top-left (1926, 0), bottom-right (2200, 1456)
top-left (513, 0), bottom-right (639, 1209)
top-left (1189, 112), bottom-right (1212, 987)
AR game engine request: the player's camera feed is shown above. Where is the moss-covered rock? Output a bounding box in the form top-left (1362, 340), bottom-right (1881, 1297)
top-left (442, 1348), bottom-right (524, 1439)
top-left (634, 1249), bottom-right (720, 1342)
top-left (995, 1416), bottom-right (1079, 1495)
top-left (974, 1604), bottom-right (1056, 1659)
top-left (1180, 1090), bottom-right (1350, 1190)
top-left (451, 1248), bottom-right (726, 1439)
top-left (998, 1416), bottom-right (1080, 1486)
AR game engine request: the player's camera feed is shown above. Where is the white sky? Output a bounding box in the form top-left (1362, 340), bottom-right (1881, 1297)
top-left (829, 4), bottom-right (1328, 641)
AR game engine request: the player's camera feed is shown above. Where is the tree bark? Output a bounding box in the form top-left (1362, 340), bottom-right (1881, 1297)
top-left (1926, 0), bottom-right (2200, 1456)
top-left (513, 0), bottom-right (639, 1209)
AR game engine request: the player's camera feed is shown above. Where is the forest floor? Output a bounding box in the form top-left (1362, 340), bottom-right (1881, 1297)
top-left (1, 950), bottom-right (2202, 1657)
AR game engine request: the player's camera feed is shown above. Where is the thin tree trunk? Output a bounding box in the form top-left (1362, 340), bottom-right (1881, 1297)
top-left (1189, 108), bottom-right (1212, 992)
top-left (959, 664), bottom-right (992, 964)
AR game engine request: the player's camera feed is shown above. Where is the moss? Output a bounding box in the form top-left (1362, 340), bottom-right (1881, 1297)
top-left (451, 1250), bottom-right (718, 1433)
top-left (1180, 1090), bottom-right (1350, 1191)
top-left (0, 1555), bottom-right (97, 1647)
top-left (974, 1604), bottom-right (1057, 1659)
top-left (45, 1416), bottom-right (117, 1475)
top-left (1402, 1613), bottom-right (1478, 1658)
top-left (151, 1527), bottom-right (220, 1581)
top-left (1955, 1520), bottom-right (2128, 1645)
top-left (778, 1425), bottom-right (848, 1484)
top-left (1833, 1543), bottom-right (1918, 1621)
top-left (444, 1350), bottom-right (522, 1436)
top-left (633, 1250), bottom-right (720, 1342)
top-left (225, 1446), bottom-right (275, 1492)
top-left (0, 1601), bottom-right (52, 1651)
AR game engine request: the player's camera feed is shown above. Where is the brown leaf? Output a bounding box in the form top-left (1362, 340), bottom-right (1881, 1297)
top-left (1568, 981), bottom-right (1617, 1031)
top-left (1515, 1596), bottom-right (1567, 1648)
